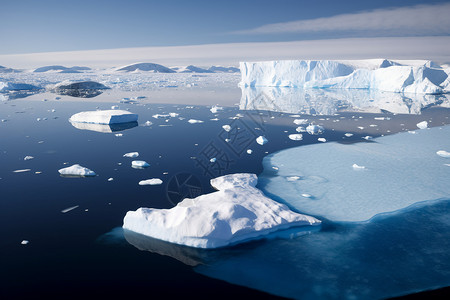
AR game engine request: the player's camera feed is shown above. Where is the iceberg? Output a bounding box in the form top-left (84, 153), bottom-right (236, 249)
top-left (58, 164), bottom-right (96, 177)
top-left (115, 62), bottom-right (175, 73)
top-left (0, 81), bottom-right (41, 92)
top-left (50, 81), bottom-right (110, 98)
top-left (69, 110), bottom-right (138, 125)
top-left (123, 173), bottom-right (320, 248)
top-left (131, 160), bottom-right (149, 168)
top-left (240, 59), bottom-right (449, 94)
top-left (139, 178), bottom-right (163, 185)
top-left (259, 125), bottom-right (450, 222)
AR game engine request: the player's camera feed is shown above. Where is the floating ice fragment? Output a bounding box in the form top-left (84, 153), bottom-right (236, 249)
top-left (188, 119), bottom-right (204, 124)
top-left (210, 106), bottom-right (223, 113)
top-left (437, 150), bottom-right (450, 158)
top-left (210, 158), bottom-right (217, 163)
top-left (115, 133), bottom-right (123, 137)
top-left (24, 156), bottom-right (34, 160)
top-left (139, 178), bottom-right (163, 185)
top-left (358, 126), bottom-right (365, 130)
top-left (296, 126), bottom-right (306, 132)
top-left (256, 136), bottom-right (268, 145)
top-left (288, 134), bottom-right (303, 141)
top-left (21, 240), bottom-right (29, 245)
top-left (306, 125), bottom-right (324, 135)
top-left (132, 161), bottom-right (150, 168)
top-left (143, 120), bottom-right (153, 126)
top-left (70, 110), bottom-right (137, 125)
top-left (344, 133), bottom-right (353, 137)
top-left (123, 152), bottom-right (139, 158)
top-left (353, 164), bottom-right (366, 170)
top-left (318, 138), bottom-right (327, 142)
top-left (286, 176), bottom-right (301, 181)
top-left (247, 149), bottom-right (253, 154)
top-left (123, 173), bottom-right (321, 248)
top-left (222, 125), bottom-right (231, 132)
top-left (61, 205), bottom-right (79, 213)
top-left (58, 164), bottom-right (96, 177)
top-left (111, 105), bottom-right (119, 110)
top-left (301, 194), bottom-right (312, 198)
top-left (152, 114), bottom-right (170, 119)
top-left (108, 178), bottom-right (114, 182)
top-left (417, 121), bottom-right (428, 129)
top-left (13, 169), bottom-right (31, 173)
top-left (169, 113), bottom-right (179, 117)
top-left (363, 136), bottom-right (373, 140)
top-left (293, 119), bottom-right (308, 125)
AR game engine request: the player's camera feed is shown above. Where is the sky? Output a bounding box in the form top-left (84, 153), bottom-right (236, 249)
top-left (1, 0), bottom-right (449, 67)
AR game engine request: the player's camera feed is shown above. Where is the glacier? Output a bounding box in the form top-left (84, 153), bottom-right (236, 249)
top-left (123, 173), bottom-right (320, 248)
top-left (240, 59), bottom-right (450, 95)
top-left (69, 110), bottom-right (138, 125)
top-left (259, 125), bottom-right (450, 222)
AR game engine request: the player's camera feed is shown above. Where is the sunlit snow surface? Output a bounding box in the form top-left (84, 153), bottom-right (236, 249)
top-left (259, 125), bottom-right (450, 222)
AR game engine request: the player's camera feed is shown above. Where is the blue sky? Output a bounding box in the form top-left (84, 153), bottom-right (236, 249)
top-left (1, 0), bottom-right (449, 55)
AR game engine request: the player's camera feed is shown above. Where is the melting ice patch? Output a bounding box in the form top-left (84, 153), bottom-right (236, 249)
top-left (123, 173), bottom-right (320, 248)
top-left (259, 125), bottom-right (450, 222)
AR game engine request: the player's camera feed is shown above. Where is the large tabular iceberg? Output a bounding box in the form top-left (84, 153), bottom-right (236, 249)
top-left (240, 59), bottom-right (450, 95)
top-left (123, 173), bottom-right (320, 248)
top-left (259, 125), bottom-right (450, 222)
top-left (69, 110), bottom-right (138, 125)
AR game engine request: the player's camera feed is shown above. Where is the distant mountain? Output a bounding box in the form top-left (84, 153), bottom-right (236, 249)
top-left (0, 65), bottom-right (19, 73)
top-left (116, 63), bottom-right (175, 73)
top-left (171, 65), bottom-right (213, 73)
top-left (33, 65), bottom-right (91, 73)
top-left (208, 66), bottom-right (240, 73)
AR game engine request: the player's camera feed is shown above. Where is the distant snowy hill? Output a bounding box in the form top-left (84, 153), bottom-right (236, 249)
top-left (33, 65), bottom-right (91, 73)
top-left (116, 63), bottom-right (175, 73)
top-left (208, 66), bottom-right (240, 73)
top-left (171, 65), bottom-right (212, 73)
top-left (0, 65), bottom-right (19, 73)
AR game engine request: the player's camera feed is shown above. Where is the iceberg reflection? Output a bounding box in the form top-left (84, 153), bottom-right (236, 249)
top-left (70, 121), bottom-right (138, 133)
top-left (240, 86), bottom-right (450, 115)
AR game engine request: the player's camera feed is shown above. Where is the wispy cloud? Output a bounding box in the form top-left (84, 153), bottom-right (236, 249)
top-left (233, 3), bottom-right (450, 36)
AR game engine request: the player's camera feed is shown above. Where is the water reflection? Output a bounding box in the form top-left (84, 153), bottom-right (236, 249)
top-left (53, 88), bottom-right (105, 98)
top-left (70, 121), bottom-right (138, 133)
top-left (240, 86), bottom-right (450, 115)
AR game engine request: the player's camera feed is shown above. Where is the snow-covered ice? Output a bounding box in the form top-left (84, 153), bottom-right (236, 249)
top-left (123, 173), bottom-right (320, 248)
top-left (188, 119), bottom-right (204, 124)
top-left (256, 136), bottom-right (268, 145)
top-left (306, 124), bottom-right (324, 135)
top-left (58, 164), bottom-right (96, 177)
top-left (259, 125), bottom-right (450, 222)
top-left (139, 178), bottom-right (163, 185)
top-left (416, 121), bottom-right (428, 129)
top-left (69, 110), bottom-right (138, 125)
top-left (131, 160), bottom-right (149, 168)
top-left (288, 134), bottom-right (303, 141)
top-left (123, 152), bottom-right (139, 158)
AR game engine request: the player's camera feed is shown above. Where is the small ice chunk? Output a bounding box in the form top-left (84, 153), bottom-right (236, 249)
top-left (256, 136), bottom-right (268, 145)
top-left (143, 120), bottom-right (153, 126)
top-left (293, 119), bottom-right (308, 125)
top-left (286, 176), bottom-right (301, 181)
top-left (58, 164), bottom-right (96, 177)
top-left (301, 193), bottom-right (312, 198)
top-left (358, 126), bottom-right (365, 130)
top-left (247, 149), bottom-right (253, 154)
top-left (139, 178), bottom-right (163, 185)
top-left (344, 133), bottom-right (353, 137)
top-left (21, 240), bottom-right (29, 245)
top-left (318, 138), bottom-right (327, 142)
top-left (13, 169), bottom-right (31, 173)
top-left (289, 134), bottom-right (303, 141)
top-left (108, 178), bottom-right (114, 182)
top-left (132, 160), bottom-right (150, 168)
top-left (210, 105), bottom-right (223, 113)
top-left (123, 152), bottom-right (139, 158)
top-left (169, 113), bottom-right (179, 117)
top-left (417, 121), bottom-right (428, 129)
top-left (152, 114), bottom-right (170, 119)
top-left (24, 156), bottom-right (34, 160)
top-left (188, 119), bottom-right (204, 124)
top-left (437, 150), bottom-right (450, 158)
top-left (222, 125), bottom-right (231, 132)
top-left (111, 105), bottom-right (119, 110)
top-left (61, 205), bottom-right (79, 213)
top-left (296, 126), bottom-right (306, 132)
top-left (352, 164), bottom-right (366, 170)
top-left (306, 125), bottom-right (324, 135)
top-left (210, 158), bottom-right (217, 163)
top-left (115, 133), bottom-right (123, 137)
top-left (363, 136), bottom-right (373, 140)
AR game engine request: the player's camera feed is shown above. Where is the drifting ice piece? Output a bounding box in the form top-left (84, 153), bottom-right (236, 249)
top-left (123, 173), bottom-right (320, 248)
top-left (259, 125), bottom-right (450, 222)
top-left (58, 164), bottom-right (96, 177)
top-left (69, 110), bottom-right (138, 125)
top-left (132, 161), bottom-right (149, 168)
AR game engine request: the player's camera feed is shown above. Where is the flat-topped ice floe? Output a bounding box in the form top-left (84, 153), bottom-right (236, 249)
top-left (69, 110), bottom-right (138, 125)
top-left (240, 59), bottom-right (450, 94)
top-left (259, 125), bottom-right (450, 223)
top-left (123, 173), bottom-right (320, 248)
top-left (58, 164), bottom-right (96, 177)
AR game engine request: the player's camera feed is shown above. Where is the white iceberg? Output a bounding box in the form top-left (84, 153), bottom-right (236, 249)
top-left (58, 164), bottom-right (96, 177)
top-left (69, 110), bottom-right (138, 125)
top-left (259, 125), bottom-right (450, 222)
top-left (240, 59), bottom-right (448, 94)
top-left (139, 178), bottom-right (163, 185)
top-left (288, 134), bottom-right (303, 141)
top-left (256, 136), bottom-right (268, 145)
top-left (188, 119), bottom-right (204, 124)
top-left (123, 173), bottom-right (320, 248)
top-left (123, 152), bottom-right (139, 158)
top-left (132, 160), bottom-right (149, 168)
top-left (416, 121), bottom-right (428, 129)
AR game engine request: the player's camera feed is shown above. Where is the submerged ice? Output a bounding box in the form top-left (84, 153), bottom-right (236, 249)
top-left (123, 173), bottom-right (320, 248)
top-left (259, 125), bottom-right (450, 222)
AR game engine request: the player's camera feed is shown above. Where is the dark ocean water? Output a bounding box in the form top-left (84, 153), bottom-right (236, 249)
top-left (1, 93), bottom-right (449, 299)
